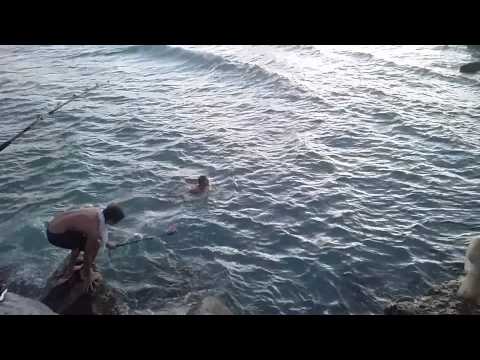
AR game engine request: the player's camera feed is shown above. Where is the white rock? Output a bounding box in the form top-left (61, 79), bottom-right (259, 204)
top-left (458, 237), bottom-right (480, 304)
top-left (0, 292), bottom-right (57, 315)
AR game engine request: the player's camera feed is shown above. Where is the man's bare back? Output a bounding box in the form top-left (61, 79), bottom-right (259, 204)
top-left (48, 207), bottom-right (100, 237)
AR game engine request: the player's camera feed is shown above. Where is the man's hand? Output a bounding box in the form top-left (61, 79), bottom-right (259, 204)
top-left (80, 269), bottom-right (92, 293)
top-left (81, 269), bottom-right (102, 293)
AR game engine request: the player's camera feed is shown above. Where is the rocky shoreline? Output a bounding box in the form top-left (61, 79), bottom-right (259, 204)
top-left (5, 276), bottom-right (479, 315)
top-left (2, 250), bottom-right (479, 315)
top-left (385, 279), bottom-right (480, 315)
top-left (3, 225), bottom-right (480, 316)
top-left (385, 235), bottom-right (480, 315)
top-left (2, 275), bottom-right (479, 315)
top-left (0, 252), bottom-right (234, 315)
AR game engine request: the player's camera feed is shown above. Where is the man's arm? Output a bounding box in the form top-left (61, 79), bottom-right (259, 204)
top-left (62, 248), bottom-right (81, 278)
top-left (81, 232), bottom-right (101, 292)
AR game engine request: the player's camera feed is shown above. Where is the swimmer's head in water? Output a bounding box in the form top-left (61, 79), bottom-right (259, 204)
top-left (198, 175), bottom-right (209, 188)
top-left (103, 203), bottom-right (125, 225)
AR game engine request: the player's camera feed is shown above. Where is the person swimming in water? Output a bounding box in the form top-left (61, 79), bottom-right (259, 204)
top-left (185, 175), bottom-right (210, 195)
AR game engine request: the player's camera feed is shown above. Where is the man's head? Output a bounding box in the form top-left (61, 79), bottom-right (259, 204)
top-left (102, 203), bottom-right (125, 225)
top-left (198, 175), bottom-right (209, 188)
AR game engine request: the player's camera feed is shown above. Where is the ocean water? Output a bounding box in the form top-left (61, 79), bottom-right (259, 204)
top-left (1, 45), bottom-right (479, 314)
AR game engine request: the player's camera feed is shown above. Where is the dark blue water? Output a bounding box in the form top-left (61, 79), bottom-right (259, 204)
top-left (1, 45), bottom-right (479, 314)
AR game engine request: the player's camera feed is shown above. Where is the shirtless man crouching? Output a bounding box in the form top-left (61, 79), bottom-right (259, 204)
top-left (46, 203), bottom-right (125, 292)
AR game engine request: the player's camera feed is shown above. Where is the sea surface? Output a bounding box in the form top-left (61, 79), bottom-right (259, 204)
top-left (1, 45), bottom-right (479, 314)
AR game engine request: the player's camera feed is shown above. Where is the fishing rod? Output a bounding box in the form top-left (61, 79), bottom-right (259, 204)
top-left (108, 224), bottom-right (177, 250)
top-left (0, 83), bottom-right (100, 153)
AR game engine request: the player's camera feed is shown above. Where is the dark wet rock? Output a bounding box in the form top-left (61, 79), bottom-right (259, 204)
top-left (135, 304), bottom-right (191, 315)
top-left (187, 296), bottom-right (234, 315)
top-left (40, 253), bottom-right (128, 315)
top-left (384, 279), bottom-right (480, 315)
top-left (467, 45), bottom-right (480, 52)
top-left (133, 295), bottom-right (234, 315)
top-left (39, 252), bottom-right (232, 315)
top-left (460, 62), bottom-right (480, 74)
top-left (0, 292), bottom-right (57, 315)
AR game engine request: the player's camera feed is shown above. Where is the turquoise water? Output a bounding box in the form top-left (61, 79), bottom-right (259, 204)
top-left (1, 45), bottom-right (480, 314)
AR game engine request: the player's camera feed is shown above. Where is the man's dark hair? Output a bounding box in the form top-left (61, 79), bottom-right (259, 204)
top-left (198, 175), bottom-right (209, 187)
top-left (103, 203), bottom-right (125, 224)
